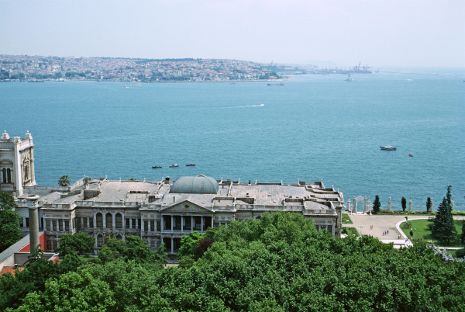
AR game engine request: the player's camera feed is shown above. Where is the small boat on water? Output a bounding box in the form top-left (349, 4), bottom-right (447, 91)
top-left (408, 153), bottom-right (414, 158)
top-left (169, 163), bottom-right (179, 168)
top-left (345, 74), bottom-right (353, 82)
top-left (152, 165), bottom-right (162, 169)
top-left (185, 163), bottom-right (196, 167)
top-left (380, 145), bottom-right (397, 151)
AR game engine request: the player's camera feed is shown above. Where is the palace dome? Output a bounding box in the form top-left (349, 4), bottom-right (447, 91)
top-left (170, 175), bottom-right (219, 194)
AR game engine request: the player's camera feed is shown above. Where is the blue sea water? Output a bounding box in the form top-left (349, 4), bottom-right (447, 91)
top-left (1, 71), bottom-right (464, 210)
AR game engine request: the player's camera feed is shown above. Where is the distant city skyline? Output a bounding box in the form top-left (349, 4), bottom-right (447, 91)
top-left (1, 0), bottom-right (464, 68)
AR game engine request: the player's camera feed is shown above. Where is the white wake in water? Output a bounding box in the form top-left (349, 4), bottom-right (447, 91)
top-left (220, 103), bottom-right (265, 109)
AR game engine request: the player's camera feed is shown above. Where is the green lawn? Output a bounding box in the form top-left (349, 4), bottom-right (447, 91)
top-left (400, 219), bottom-right (464, 247)
top-left (342, 227), bottom-right (358, 236)
top-left (342, 213), bottom-right (352, 224)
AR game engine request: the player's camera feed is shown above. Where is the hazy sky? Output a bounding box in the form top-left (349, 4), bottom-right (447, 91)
top-left (1, 0), bottom-right (464, 67)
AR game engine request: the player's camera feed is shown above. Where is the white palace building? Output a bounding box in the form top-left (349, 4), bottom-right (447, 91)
top-left (1, 131), bottom-right (344, 254)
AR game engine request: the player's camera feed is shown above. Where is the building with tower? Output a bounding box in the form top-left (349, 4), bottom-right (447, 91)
top-left (0, 130), bottom-right (36, 196)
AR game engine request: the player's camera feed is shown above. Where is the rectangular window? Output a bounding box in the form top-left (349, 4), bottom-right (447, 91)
top-left (144, 220), bottom-right (148, 232)
top-left (126, 218), bottom-right (130, 228)
top-left (194, 216), bottom-right (201, 231)
top-left (138, 219), bottom-right (141, 229)
top-left (183, 216), bottom-right (191, 231)
top-left (25, 217), bottom-right (29, 228)
top-left (132, 218), bottom-right (136, 229)
top-left (46, 219), bottom-right (51, 231)
top-left (150, 220), bottom-right (155, 232)
top-left (89, 217), bottom-right (93, 228)
top-left (173, 216), bottom-right (181, 231)
top-left (59, 220), bottom-right (63, 231)
top-left (19, 218), bottom-right (24, 228)
top-left (76, 217), bottom-right (81, 230)
top-left (163, 215), bottom-right (171, 231)
top-left (52, 220), bottom-right (57, 231)
top-left (64, 220), bottom-right (69, 231)
top-left (204, 216), bottom-right (212, 231)
top-left (156, 220), bottom-right (160, 232)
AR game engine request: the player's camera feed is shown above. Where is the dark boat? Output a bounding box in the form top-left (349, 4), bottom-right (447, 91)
top-left (169, 163), bottom-right (179, 168)
top-left (408, 153), bottom-right (414, 158)
top-left (185, 163), bottom-right (196, 167)
top-left (380, 145), bottom-right (397, 151)
top-left (152, 165), bottom-right (162, 169)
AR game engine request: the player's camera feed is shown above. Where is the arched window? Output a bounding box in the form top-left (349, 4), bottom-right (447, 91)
top-left (115, 234), bottom-right (123, 240)
top-left (106, 213), bottom-right (112, 229)
top-left (1, 168), bottom-right (6, 184)
top-left (115, 213), bottom-right (123, 229)
top-left (97, 234), bottom-right (104, 247)
top-left (96, 213), bottom-right (103, 228)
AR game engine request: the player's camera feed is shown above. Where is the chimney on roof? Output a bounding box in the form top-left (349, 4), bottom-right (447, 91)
top-left (28, 207), bottom-right (40, 251)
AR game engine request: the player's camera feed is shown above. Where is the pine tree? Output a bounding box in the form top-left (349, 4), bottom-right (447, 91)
top-left (461, 221), bottom-right (465, 245)
top-left (432, 197), bottom-right (456, 245)
top-left (372, 195), bottom-right (381, 214)
top-left (446, 185), bottom-right (453, 210)
top-left (401, 197), bottom-right (407, 212)
top-left (426, 197), bottom-right (433, 213)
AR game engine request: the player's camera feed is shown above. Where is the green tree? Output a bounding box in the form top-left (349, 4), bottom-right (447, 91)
top-left (57, 232), bottom-right (95, 256)
top-left (401, 196), bottom-right (407, 212)
top-left (0, 208), bottom-right (23, 252)
top-left (426, 197), bottom-right (433, 213)
top-left (98, 235), bottom-right (164, 265)
top-left (372, 195), bottom-right (381, 214)
top-left (432, 197), bottom-right (456, 245)
top-left (446, 185), bottom-right (453, 207)
top-left (0, 191), bottom-right (16, 209)
top-left (14, 271), bottom-right (115, 312)
top-left (8, 212), bottom-right (465, 312)
top-left (461, 220), bottom-right (465, 245)
top-left (58, 175), bottom-right (70, 187)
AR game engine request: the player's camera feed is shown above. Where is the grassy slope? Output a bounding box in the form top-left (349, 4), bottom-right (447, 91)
top-left (400, 219), bottom-right (464, 247)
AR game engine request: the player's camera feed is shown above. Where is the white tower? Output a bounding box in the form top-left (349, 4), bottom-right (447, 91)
top-left (0, 130), bottom-right (36, 196)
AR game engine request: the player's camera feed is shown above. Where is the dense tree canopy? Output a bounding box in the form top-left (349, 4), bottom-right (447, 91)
top-left (2, 212), bottom-right (465, 311)
top-left (0, 191), bottom-right (16, 209)
top-left (57, 233), bottom-right (95, 256)
top-left (0, 192), bottom-right (22, 252)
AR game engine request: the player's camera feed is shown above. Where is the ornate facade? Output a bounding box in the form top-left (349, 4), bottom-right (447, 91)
top-left (17, 175), bottom-right (344, 254)
top-left (0, 130), bottom-right (36, 196)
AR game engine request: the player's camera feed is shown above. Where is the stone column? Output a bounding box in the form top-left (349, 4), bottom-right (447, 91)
top-left (13, 138), bottom-right (23, 196)
top-left (181, 216), bottom-right (184, 233)
top-left (191, 216), bottom-right (194, 231)
top-left (112, 213), bottom-right (116, 231)
top-left (102, 213), bottom-right (106, 228)
top-left (28, 207), bottom-right (40, 251)
top-left (170, 238), bottom-right (174, 254)
top-left (141, 215), bottom-right (145, 232)
top-left (93, 214), bottom-right (97, 229)
top-left (201, 217), bottom-right (204, 232)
